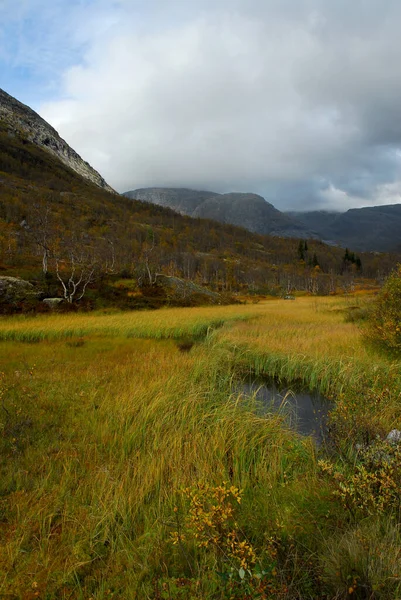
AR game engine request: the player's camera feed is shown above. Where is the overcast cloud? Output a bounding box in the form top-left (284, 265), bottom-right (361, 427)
top-left (4, 0), bottom-right (401, 210)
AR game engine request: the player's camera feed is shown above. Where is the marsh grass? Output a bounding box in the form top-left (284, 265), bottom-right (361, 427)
top-left (0, 305), bottom-right (254, 343)
top-left (0, 297), bottom-right (400, 598)
top-left (0, 340), bottom-right (311, 598)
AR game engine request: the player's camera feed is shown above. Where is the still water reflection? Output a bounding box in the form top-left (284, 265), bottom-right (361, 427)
top-left (241, 379), bottom-right (330, 443)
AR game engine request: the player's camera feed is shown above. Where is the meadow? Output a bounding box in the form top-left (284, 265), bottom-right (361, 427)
top-left (1, 297), bottom-right (401, 599)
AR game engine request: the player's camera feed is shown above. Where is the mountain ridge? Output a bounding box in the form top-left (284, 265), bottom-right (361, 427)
top-left (0, 88), bottom-right (115, 194)
top-left (124, 187), bottom-right (316, 239)
top-left (125, 186), bottom-right (401, 252)
top-left (124, 187), bottom-right (220, 215)
top-left (288, 206), bottom-right (401, 252)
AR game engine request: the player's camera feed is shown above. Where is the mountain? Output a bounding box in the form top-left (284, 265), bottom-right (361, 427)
top-left (192, 193), bottom-right (314, 237)
top-left (286, 211), bottom-right (341, 235)
top-left (1, 87), bottom-right (397, 310)
top-left (124, 188), bottom-right (314, 238)
top-left (0, 88), bottom-right (115, 193)
top-left (288, 206), bottom-right (401, 252)
top-left (124, 187), bottom-right (220, 215)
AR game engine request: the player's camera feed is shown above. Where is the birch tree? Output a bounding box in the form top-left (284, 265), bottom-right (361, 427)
top-left (54, 235), bottom-right (98, 303)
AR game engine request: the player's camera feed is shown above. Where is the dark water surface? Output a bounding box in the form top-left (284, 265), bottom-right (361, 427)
top-left (241, 379), bottom-right (331, 443)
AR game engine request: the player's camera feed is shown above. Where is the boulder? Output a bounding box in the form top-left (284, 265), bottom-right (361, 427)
top-left (386, 429), bottom-right (401, 444)
top-left (43, 298), bottom-right (64, 309)
top-left (0, 276), bottom-right (41, 303)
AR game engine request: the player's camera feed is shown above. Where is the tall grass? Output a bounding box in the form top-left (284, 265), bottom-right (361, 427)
top-left (0, 305), bottom-right (255, 342)
top-left (216, 297), bottom-right (401, 431)
top-left (1, 296), bottom-right (401, 598)
top-left (0, 337), bottom-right (315, 598)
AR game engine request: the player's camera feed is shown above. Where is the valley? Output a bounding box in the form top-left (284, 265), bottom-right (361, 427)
top-left (1, 86), bottom-right (401, 600)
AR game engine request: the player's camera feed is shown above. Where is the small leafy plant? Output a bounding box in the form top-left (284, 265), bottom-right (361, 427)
top-left (171, 482), bottom-right (285, 598)
top-left (319, 438), bottom-right (401, 518)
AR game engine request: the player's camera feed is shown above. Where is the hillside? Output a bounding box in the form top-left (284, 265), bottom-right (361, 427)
top-left (0, 89), bottom-right (398, 310)
top-left (286, 210), bottom-right (341, 237)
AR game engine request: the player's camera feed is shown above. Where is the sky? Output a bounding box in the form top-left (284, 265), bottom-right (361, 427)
top-left (2, 0), bottom-right (401, 211)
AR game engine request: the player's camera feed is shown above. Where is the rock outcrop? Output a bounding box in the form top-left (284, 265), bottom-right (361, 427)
top-left (42, 298), bottom-right (64, 309)
top-left (0, 88), bottom-right (115, 193)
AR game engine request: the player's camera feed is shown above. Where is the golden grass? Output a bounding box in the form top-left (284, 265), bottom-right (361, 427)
top-left (0, 337), bottom-right (306, 598)
top-left (1, 296), bottom-right (401, 598)
top-left (0, 304), bottom-right (255, 342)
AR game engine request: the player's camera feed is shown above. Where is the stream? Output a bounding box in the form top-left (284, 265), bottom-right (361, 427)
top-left (241, 378), bottom-right (330, 444)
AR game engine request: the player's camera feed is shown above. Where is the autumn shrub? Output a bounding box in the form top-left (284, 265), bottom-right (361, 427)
top-left (368, 265), bottom-right (401, 352)
top-left (170, 482), bottom-right (286, 599)
top-left (319, 438), bottom-right (401, 518)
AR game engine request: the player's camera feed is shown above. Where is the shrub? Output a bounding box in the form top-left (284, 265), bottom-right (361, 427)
top-left (170, 482), bottom-right (285, 598)
top-left (319, 438), bottom-right (401, 518)
top-left (368, 265), bottom-right (401, 352)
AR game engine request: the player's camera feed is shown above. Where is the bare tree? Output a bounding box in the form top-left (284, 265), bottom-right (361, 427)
top-left (54, 236), bottom-right (98, 303)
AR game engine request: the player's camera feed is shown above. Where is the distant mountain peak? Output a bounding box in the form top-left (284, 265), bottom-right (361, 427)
top-left (0, 88), bottom-right (115, 193)
top-left (124, 187), bottom-right (220, 215)
top-left (287, 205), bottom-right (401, 251)
top-left (124, 187), bottom-right (315, 238)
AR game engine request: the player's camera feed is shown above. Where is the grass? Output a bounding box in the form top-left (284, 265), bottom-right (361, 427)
top-left (1, 296), bottom-right (401, 598)
top-left (0, 305), bottom-right (254, 342)
top-left (216, 297), bottom-right (401, 432)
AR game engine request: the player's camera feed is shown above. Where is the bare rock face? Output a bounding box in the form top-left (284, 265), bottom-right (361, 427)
top-left (0, 88), bottom-right (115, 193)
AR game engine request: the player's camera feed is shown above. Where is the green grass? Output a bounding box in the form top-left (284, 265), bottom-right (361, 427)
top-left (0, 305), bottom-right (254, 342)
top-left (1, 297), bottom-right (401, 598)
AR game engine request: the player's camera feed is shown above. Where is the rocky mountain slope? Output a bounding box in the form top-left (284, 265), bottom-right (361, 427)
top-left (192, 193), bottom-right (312, 237)
top-left (0, 88), bottom-right (115, 193)
top-left (3, 87), bottom-right (380, 305)
top-left (124, 187), bottom-right (314, 238)
top-left (289, 206), bottom-right (401, 252)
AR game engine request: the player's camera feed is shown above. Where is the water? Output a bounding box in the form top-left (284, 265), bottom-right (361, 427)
top-left (241, 379), bottom-right (330, 443)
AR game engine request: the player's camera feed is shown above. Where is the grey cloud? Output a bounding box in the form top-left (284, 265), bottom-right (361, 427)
top-left (39, 0), bottom-right (401, 211)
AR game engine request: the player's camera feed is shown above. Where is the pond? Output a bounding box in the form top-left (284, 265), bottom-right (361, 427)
top-left (241, 378), bottom-right (331, 444)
